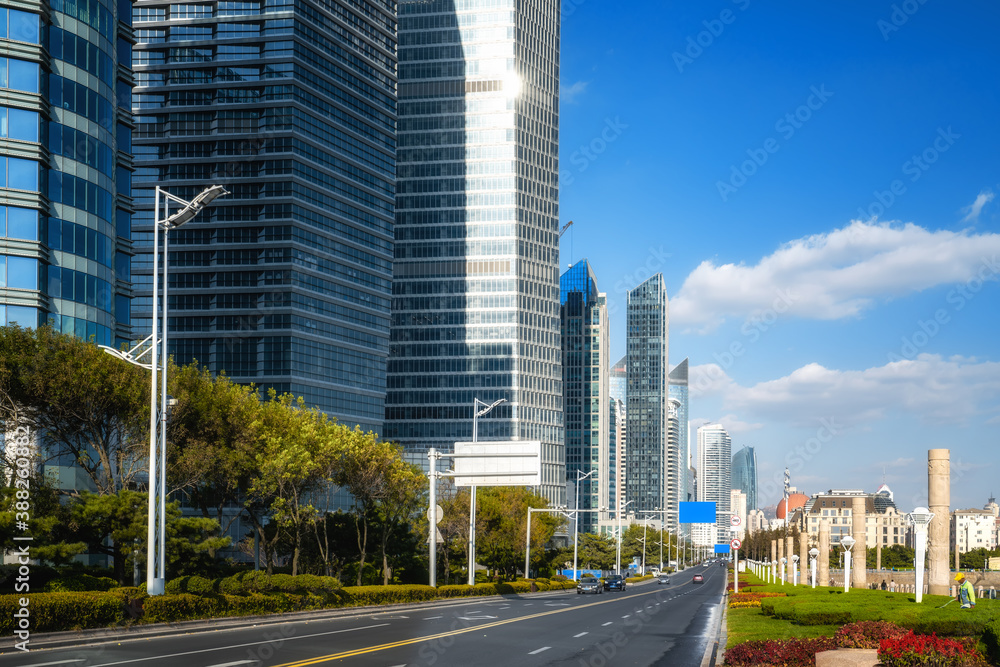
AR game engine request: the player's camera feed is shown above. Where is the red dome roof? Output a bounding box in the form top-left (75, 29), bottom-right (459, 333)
top-left (777, 493), bottom-right (809, 520)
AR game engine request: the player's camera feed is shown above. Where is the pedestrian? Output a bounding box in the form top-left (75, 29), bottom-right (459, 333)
top-left (881, 579), bottom-right (887, 591)
top-left (955, 573), bottom-right (976, 609)
top-left (890, 579), bottom-right (896, 592)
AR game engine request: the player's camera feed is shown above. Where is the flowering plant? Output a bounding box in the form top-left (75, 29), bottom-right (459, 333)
top-left (728, 591), bottom-right (786, 608)
top-left (835, 620), bottom-right (908, 649)
top-left (725, 637), bottom-right (837, 667)
top-left (878, 631), bottom-right (985, 666)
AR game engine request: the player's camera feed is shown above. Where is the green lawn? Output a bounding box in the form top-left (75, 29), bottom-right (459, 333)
top-left (726, 570), bottom-right (1000, 648)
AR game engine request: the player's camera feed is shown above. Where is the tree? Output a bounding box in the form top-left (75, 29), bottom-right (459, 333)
top-left (249, 392), bottom-right (343, 576)
top-left (0, 325), bottom-right (149, 495)
top-left (476, 487), bottom-right (563, 579)
top-left (577, 533), bottom-right (616, 570)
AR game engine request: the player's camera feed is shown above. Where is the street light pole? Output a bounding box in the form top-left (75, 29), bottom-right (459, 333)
top-left (572, 470), bottom-right (596, 581)
top-left (841, 535), bottom-right (856, 593)
top-left (469, 398), bottom-right (506, 586)
top-left (102, 184), bottom-right (227, 596)
top-left (907, 507), bottom-right (934, 604)
top-left (616, 499), bottom-right (635, 574)
top-left (809, 547), bottom-right (819, 588)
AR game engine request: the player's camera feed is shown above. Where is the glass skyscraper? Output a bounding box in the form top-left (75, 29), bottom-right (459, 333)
top-left (131, 0), bottom-right (397, 432)
top-left (386, 0), bottom-right (564, 502)
top-left (609, 354), bottom-right (626, 403)
top-left (732, 444), bottom-right (758, 512)
top-left (560, 259), bottom-right (608, 534)
top-left (0, 0), bottom-right (134, 345)
top-left (669, 358), bottom-right (691, 505)
top-left (625, 273), bottom-right (675, 528)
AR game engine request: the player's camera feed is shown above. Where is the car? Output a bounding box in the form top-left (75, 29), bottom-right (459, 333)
top-left (577, 576), bottom-right (603, 594)
top-left (603, 574), bottom-right (626, 591)
top-left (657, 574), bottom-right (670, 585)
top-left (692, 574), bottom-right (704, 584)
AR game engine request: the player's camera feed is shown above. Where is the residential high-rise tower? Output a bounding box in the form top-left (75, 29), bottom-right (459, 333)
top-left (697, 422), bottom-right (732, 544)
top-left (131, 0), bottom-right (397, 432)
top-left (669, 358), bottom-right (691, 506)
top-left (386, 0), bottom-right (564, 502)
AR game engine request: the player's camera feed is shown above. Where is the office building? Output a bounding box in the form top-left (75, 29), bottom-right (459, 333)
top-left (0, 1), bottom-right (134, 344)
top-left (608, 397), bottom-right (620, 514)
top-left (668, 358), bottom-right (690, 509)
top-left (560, 259), bottom-right (608, 534)
top-left (731, 445), bottom-right (758, 512)
top-left (131, 0), bottom-right (397, 433)
top-left (385, 0), bottom-right (564, 502)
top-left (625, 273), bottom-right (674, 528)
top-left (696, 422), bottom-right (731, 542)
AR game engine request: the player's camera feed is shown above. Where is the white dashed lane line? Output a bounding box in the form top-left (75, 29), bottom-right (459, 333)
top-left (529, 647), bottom-right (551, 655)
top-left (574, 632), bottom-right (588, 637)
top-left (602, 622), bottom-right (613, 626)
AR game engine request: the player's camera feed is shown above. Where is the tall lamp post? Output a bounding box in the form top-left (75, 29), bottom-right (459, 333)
top-left (809, 547), bottom-right (819, 588)
top-left (101, 184), bottom-right (227, 596)
top-left (469, 398), bottom-right (506, 586)
top-left (841, 535), bottom-right (856, 593)
top-left (791, 554), bottom-right (800, 586)
top-left (780, 557), bottom-right (786, 585)
top-left (616, 499), bottom-right (635, 574)
top-left (907, 507), bottom-right (934, 603)
top-left (572, 470), bottom-right (596, 580)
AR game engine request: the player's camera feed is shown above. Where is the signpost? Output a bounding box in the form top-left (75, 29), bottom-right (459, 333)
top-left (730, 537), bottom-right (742, 593)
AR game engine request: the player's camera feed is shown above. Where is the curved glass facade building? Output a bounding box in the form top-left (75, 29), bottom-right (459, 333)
top-left (0, 0), bottom-right (134, 345)
top-left (131, 0), bottom-right (397, 432)
top-left (732, 444), bottom-right (758, 512)
top-left (386, 0), bottom-right (564, 502)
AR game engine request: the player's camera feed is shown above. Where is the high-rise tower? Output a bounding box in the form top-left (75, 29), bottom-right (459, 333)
top-left (386, 0), bottom-right (563, 502)
top-left (669, 358), bottom-right (691, 506)
top-left (732, 445), bottom-right (758, 512)
top-left (697, 422), bottom-right (732, 543)
top-left (625, 273), bottom-right (673, 528)
top-left (0, 0), bottom-right (134, 345)
top-left (560, 259), bottom-right (608, 534)
top-left (131, 0), bottom-right (397, 432)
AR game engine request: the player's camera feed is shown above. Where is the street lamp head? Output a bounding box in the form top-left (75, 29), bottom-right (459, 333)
top-left (809, 547), bottom-right (819, 558)
top-left (162, 185), bottom-right (229, 229)
top-left (791, 554), bottom-right (800, 563)
top-left (907, 506), bottom-right (935, 527)
top-left (840, 536), bottom-right (856, 551)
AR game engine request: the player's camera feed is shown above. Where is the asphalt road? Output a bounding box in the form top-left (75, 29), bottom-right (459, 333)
top-left (2, 566), bottom-right (727, 667)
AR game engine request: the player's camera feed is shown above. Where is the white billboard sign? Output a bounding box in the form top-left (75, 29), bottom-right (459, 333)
top-left (451, 440), bottom-right (541, 486)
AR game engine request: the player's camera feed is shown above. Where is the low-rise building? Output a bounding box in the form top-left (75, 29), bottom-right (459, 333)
top-left (951, 506), bottom-right (998, 554)
top-left (795, 486), bottom-right (911, 548)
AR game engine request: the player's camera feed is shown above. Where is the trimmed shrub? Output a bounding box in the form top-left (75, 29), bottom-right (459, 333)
top-left (43, 574), bottom-right (117, 593)
top-left (495, 581), bottom-right (532, 594)
top-left (878, 631), bottom-right (985, 667)
top-left (724, 636), bottom-right (838, 667)
top-left (165, 575), bottom-right (216, 596)
top-left (983, 621), bottom-right (1000, 665)
top-left (551, 574), bottom-right (568, 581)
top-left (0, 592), bottom-right (124, 633)
top-left (342, 585), bottom-right (438, 606)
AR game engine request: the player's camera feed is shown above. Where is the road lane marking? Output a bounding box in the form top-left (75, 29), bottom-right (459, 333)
top-left (528, 647), bottom-right (551, 655)
top-left (456, 615), bottom-right (497, 620)
top-left (621, 614), bottom-right (631, 618)
top-left (79, 623), bottom-right (391, 667)
top-left (27, 662), bottom-right (86, 667)
top-left (423, 615), bottom-right (443, 619)
top-left (602, 622), bottom-right (613, 626)
top-left (271, 582), bottom-right (715, 667)
top-left (574, 632), bottom-right (588, 637)
top-left (205, 661), bottom-right (257, 667)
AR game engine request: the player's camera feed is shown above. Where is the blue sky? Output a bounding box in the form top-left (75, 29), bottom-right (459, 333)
top-left (557, 1), bottom-right (1000, 512)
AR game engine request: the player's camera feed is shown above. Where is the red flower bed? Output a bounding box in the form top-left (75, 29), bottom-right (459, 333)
top-left (724, 636), bottom-right (838, 667)
top-left (878, 631), bottom-right (985, 667)
top-left (835, 620), bottom-right (908, 649)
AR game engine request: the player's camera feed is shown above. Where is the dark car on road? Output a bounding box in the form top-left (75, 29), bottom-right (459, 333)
top-left (657, 574), bottom-right (670, 585)
top-left (604, 574), bottom-right (626, 591)
top-left (692, 574), bottom-right (704, 584)
top-left (577, 576), bottom-right (603, 594)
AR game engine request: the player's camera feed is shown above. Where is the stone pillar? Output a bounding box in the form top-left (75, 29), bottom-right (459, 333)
top-left (799, 531), bottom-right (809, 586)
top-left (876, 542), bottom-right (882, 572)
top-left (777, 537), bottom-right (784, 581)
top-left (786, 534), bottom-right (795, 584)
top-left (819, 519), bottom-right (830, 587)
top-left (928, 449), bottom-right (950, 595)
top-left (852, 496), bottom-right (867, 589)
top-left (771, 539), bottom-right (777, 582)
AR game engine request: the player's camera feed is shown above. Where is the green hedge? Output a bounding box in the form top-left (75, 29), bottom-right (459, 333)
top-left (342, 584), bottom-right (437, 606)
top-left (42, 574), bottom-right (118, 593)
top-left (984, 621), bottom-right (1000, 665)
top-left (0, 592), bottom-right (124, 633)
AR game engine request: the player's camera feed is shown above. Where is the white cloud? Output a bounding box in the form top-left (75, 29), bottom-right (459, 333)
top-left (671, 221), bottom-right (1000, 332)
top-left (691, 354), bottom-right (1000, 428)
top-left (561, 80), bottom-right (589, 104)
top-left (718, 413), bottom-right (764, 435)
top-left (961, 189), bottom-right (995, 223)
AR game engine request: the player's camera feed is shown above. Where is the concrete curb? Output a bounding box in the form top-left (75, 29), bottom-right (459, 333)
top-left (5, 587), bottom-right (575, 651)
top-left (699, 579), bottom-right (728, 667)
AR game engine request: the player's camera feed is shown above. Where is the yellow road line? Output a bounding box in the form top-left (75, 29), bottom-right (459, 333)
top-left (272, 583), bottom-right (693, 666)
